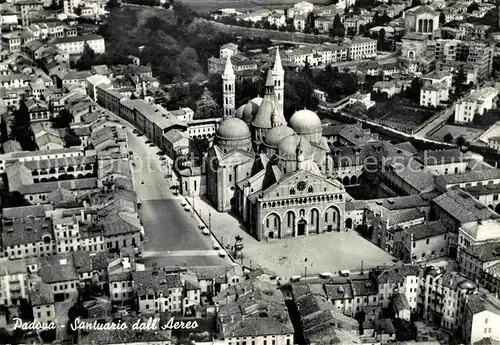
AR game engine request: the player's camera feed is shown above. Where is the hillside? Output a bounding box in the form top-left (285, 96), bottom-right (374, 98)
top-left (99, 5), bottom-right (236, 83)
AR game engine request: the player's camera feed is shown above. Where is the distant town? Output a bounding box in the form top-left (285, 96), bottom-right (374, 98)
top-left (1, 0), bottom-right (500, 345)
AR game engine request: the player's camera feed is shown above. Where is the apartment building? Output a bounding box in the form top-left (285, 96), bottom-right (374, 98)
top-left (463, 293), bottom-right (500, 344)
top-left (30, 282), bottom-right (55, 322)
top-left (401, 221), bottom-right (449, 264)
top-left (455, 87), bottom-right (498, 123)
top-left (133, 269), bottom-right (185, 314)
top-left (371, 264), bottom-right (421, 311)
top-left (50, 34), bottom-right (105, 55)
top-left (420, 82), bottom-right (449, 107)
top-left (347, 38), bottom-right (377, 60)
top-left (420, 267), bottom-right (477, 331)
top-left (216, 279), bottom-right (294, 345)
top-left (435, 40), bottom-right (493, 81)
top-left (0, 259), bottom-right (30, 306)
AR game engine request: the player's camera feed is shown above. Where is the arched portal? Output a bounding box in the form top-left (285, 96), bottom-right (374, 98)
top-left (346, 218), bottom-right (353, 229)
top-left (324, 206), bottom-right (341, 232)
top-left (297, 219), bottom-right (307, 236)
top-left (264, 212), bottom-right (281, 239)
top-left (350, 175), bottom-right (357, 185)
top-left (342, 176), bottom-right (350, 186)
top-left (310, 208), bottom-right (320, 234)
top-left (285, 211), bottom-right (296, 237)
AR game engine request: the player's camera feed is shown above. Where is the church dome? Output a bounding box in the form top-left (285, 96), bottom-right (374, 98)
top-left (252, 94), bottom-right (275, 129)
top-left (264, 125), bottom-right (295, 148)
top-left (242, 101), bottom-right (259, 124)
top-left (277, 135), bottom-right (313, 160)
top-left (250, 96), bottom-right (263, 106)
top-left (289, 109), bottom-right (322, 134)
top-left (235, 104), bottom-right (246, 119)
top-left (216, 118), bottom-right (251, 140)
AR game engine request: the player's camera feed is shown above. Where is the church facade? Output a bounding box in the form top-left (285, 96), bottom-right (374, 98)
top-left (206, 49), bottom-right (347, 241)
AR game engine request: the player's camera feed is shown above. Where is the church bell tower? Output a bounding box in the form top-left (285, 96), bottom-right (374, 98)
top-left (222, 56), bottom-right (235, 119)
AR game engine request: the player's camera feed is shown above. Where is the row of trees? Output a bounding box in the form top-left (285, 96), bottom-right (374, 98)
top-left (169, 62), bottom-right (360, 120)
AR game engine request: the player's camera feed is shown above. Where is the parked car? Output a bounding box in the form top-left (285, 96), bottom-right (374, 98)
top-left (213, 244), bottom-right (220, 250)
top-left (145, 140), bottom-right (152, 144)
top-left (319, 272), bottom-right (333, 279)
top-left (218, 250), bottom-right (226, 257)
top-left (181, 202), bottom-right (187, 207)
top-left (202, 228), bottom-right (210, 235)
top-left (184, 206), bottom-right (191, 212)
top-left (159, 156), bottom-right (166, 161)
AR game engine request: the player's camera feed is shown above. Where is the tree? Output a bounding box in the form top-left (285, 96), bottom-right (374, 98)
top-left (377, 28), bottom-right (386, 51)
top-left (75, 43), bottom-right (96, 70)
top-left (329, 14), bottom-right (345, 37)
top-left (443, 133), bottom-right (454, 143)
top-left (453, 68), bottom-right (466, 96)
top-left (393, 319), bottom-right (415, 341)
top-left (284, 70), bottom-right (319, 118)
top-left (105, 0), bottom-right (120, 12)
top-left (195, 88), bottom-right (221, 119)
top-left (350, 102), bottom-right (367, 115)
top-left (439, 11), bottom-right (446, 25)
top-left (456, 135), bottom-right (467, 148)
top-left (466, 2), bottom-right (479, 13)
top-left (305, 12), bottom-right (315, 33)
top-left (49, 0), bottom-right (62, 10)
top-left (172, 1), bottom-right (196, 26)
top-left (10, 99), bottom-right (35, 151)
top-left (405, 77), bottom-right (423, 103)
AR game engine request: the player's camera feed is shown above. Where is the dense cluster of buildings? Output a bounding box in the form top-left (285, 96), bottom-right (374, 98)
top-left (4, 0), bottom-right (500, 344)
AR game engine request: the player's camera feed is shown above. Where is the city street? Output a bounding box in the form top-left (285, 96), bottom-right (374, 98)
top-left (106, 113), bottom-right (233, 268)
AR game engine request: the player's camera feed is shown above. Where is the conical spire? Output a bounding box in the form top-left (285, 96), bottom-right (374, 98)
top-left (223, 56), bottom-right (234, 78)
top-left (265, 68), bottom-right (274, 87)
top-left (271, 108), bottom-right (281, 127)
top-left (273, 46), bottom-right (283, 72)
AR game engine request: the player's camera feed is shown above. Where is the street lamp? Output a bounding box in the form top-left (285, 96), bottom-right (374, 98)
top-left (304, 266), bottom-right (307, 277)
top-left (209, 213), bottom-right (211, 231)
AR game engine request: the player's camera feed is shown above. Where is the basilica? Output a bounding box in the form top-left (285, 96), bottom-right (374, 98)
top-left (206, 49), bottom-right (348, 241)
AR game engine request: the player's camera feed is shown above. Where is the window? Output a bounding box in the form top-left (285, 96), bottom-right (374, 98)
top-left (486, 318), bottom-right (489, 324)
top-left (266, 219), bottom-right (269, 228)
top-left (426, 239), bottom-right (429, 245)
top-left (229, 174), bottom-right (232, 182)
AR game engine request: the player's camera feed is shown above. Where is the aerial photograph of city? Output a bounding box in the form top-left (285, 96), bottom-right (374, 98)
top-left (2, 0), bottom-right (500, 344)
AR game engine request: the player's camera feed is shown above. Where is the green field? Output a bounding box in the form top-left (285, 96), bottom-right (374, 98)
top-left (177, 0), bottom-right (331, 12)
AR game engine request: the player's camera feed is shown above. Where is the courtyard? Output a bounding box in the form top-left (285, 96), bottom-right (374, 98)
top-left (364, 99), bottom-right (437, 134)
top-left (190, 196), bottom-right (395, 278)
top-left (430, 124), bottom-right (485, 143)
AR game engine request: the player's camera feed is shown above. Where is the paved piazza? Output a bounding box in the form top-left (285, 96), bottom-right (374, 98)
top-left (191, 195), bottom-right (396, 278)
top-left (120, 117), bottom-right (394, 276)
